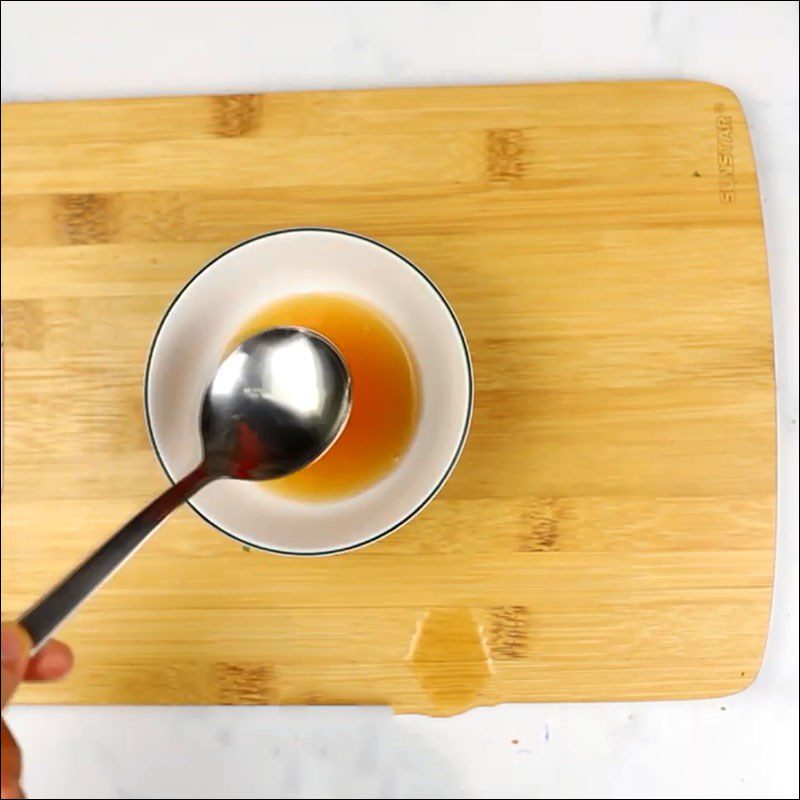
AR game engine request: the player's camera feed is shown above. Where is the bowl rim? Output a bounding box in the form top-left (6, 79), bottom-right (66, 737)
top-left (143, 227), bottom-right (474, 556)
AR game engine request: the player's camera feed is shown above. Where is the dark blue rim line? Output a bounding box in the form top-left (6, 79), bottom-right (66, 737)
top-left (143, 227), bottom-right (474, 556)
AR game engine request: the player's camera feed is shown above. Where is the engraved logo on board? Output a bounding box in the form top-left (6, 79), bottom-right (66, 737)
top-left (714, 103), bottom-right (735, 204)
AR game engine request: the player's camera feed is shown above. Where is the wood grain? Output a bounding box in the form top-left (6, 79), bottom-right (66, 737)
top-left (0, 81), bottom-right (774, 713)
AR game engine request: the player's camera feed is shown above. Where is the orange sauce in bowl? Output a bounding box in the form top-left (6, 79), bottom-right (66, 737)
top-left (231, 294), bottom-right (419, 500)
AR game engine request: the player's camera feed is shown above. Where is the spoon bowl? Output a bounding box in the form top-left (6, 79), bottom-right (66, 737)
top-left (202, 327), bottom-right (351, 481)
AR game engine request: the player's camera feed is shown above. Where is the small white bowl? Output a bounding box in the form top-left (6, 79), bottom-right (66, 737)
top-left (145, 228), bottom-right (473, 555)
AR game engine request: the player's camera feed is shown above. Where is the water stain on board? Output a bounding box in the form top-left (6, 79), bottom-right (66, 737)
top-left (406, 607), bottom-right (493, 716)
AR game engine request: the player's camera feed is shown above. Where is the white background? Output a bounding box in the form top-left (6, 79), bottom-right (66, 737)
top-left (1, 2), bottom-right (798, 798)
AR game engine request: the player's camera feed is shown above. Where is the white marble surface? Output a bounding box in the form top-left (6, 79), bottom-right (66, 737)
top-left (1, 2), bottom-right (798, 798)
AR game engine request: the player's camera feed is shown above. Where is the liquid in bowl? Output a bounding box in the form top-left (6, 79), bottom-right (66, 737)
top-left (230, 293), bottom-right (420, 501)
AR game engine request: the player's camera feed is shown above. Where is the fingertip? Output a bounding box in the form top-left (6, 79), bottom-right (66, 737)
top-left (25, 639), bottom-right (74, 681)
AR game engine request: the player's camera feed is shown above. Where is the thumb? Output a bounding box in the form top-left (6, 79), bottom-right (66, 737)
top-left (1, 623), bottom-right (31, 709)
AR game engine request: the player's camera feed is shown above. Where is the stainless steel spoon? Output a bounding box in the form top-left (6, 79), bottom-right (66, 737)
top-left (18, 326), bottom-right (351, 649)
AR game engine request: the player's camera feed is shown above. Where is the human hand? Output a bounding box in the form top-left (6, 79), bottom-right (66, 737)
top-left (1, 623), bottom-right (73, 799)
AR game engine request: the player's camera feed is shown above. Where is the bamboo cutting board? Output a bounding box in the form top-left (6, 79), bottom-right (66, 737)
top-left (1, 81), bottom-right (774, 713)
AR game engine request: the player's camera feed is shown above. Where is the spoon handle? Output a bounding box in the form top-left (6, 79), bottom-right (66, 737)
top-left (18, 464), bottom-right (211, 650)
